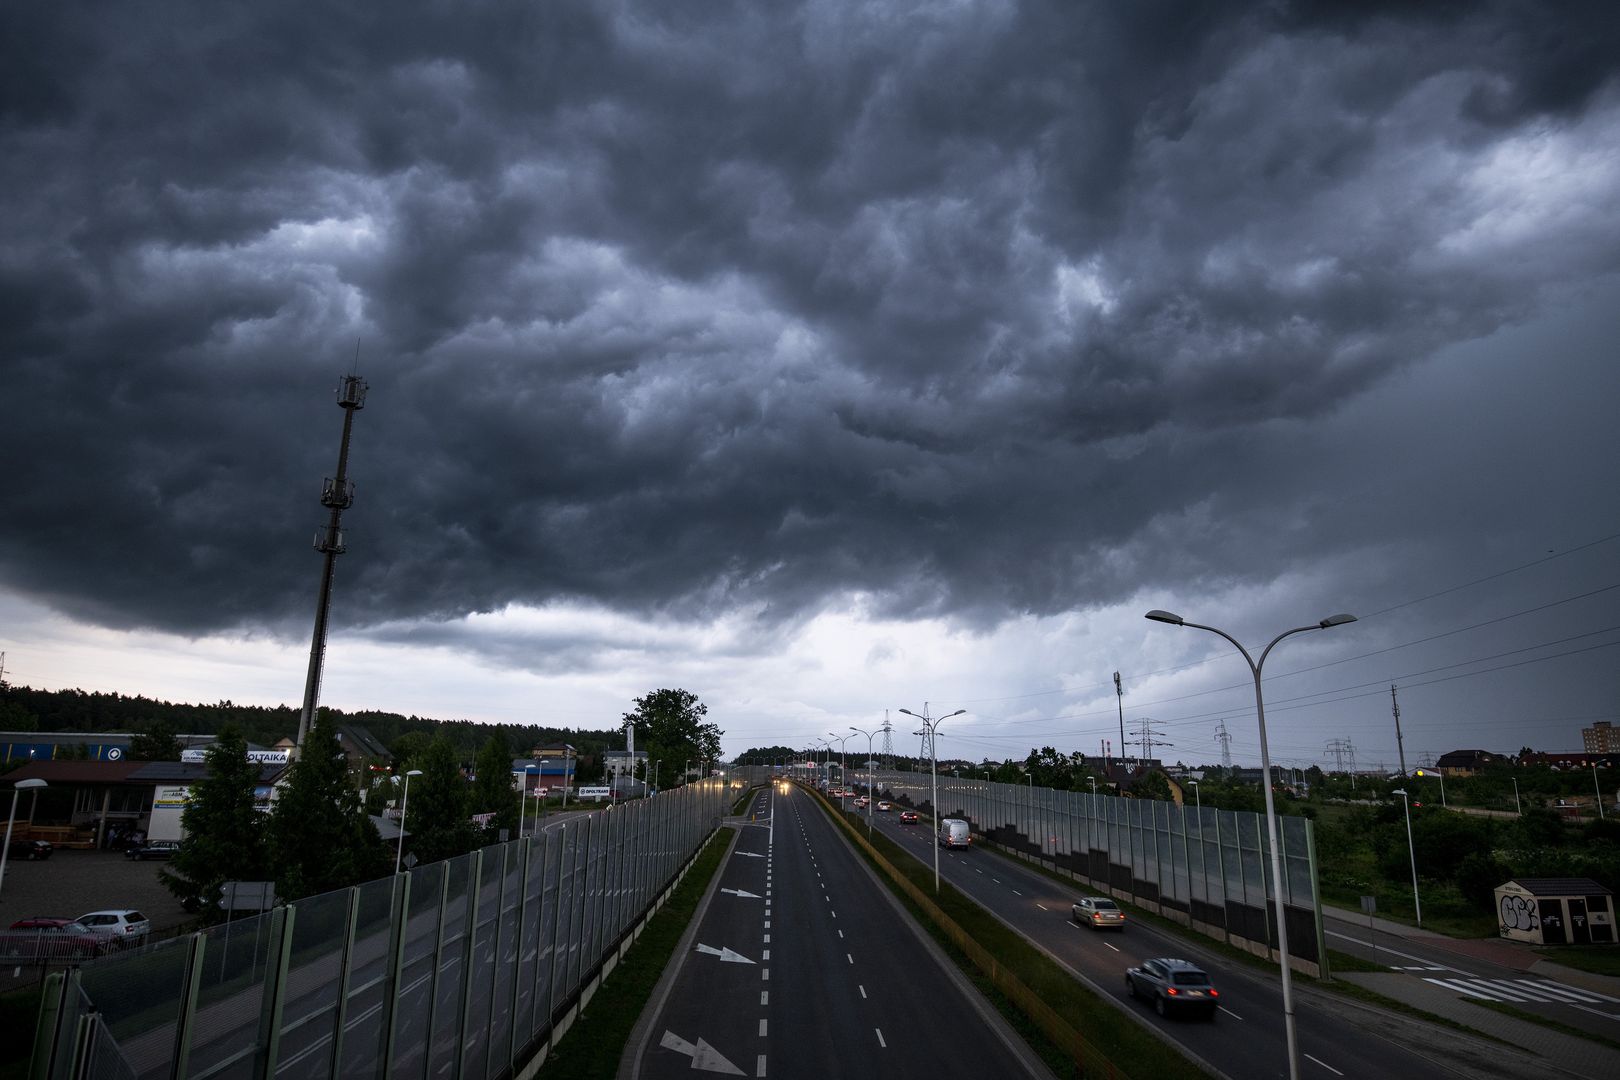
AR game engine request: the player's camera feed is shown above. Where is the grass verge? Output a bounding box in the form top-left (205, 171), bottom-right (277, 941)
top-left (1535, 944), bottom-right (1620, 978)
top-left (730, 784), bottom-right (759, 816)
top-left (537, 831), bottom-right (729, 1078)
top-left (814, 794), bottom-right (1211, 1080)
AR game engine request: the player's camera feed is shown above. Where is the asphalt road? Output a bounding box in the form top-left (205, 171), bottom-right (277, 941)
top-left (850, 790), bottom-right (1490, 1080)
top-left (630, 782), bottom-right (1050, 1079)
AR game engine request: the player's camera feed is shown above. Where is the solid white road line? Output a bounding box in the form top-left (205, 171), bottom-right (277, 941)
top-left (1304, 1053), bottom-right (1343, 1075)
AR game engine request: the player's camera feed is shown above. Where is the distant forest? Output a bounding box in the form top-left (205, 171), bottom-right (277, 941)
top-left (0, 682), bottom-right (624, 765)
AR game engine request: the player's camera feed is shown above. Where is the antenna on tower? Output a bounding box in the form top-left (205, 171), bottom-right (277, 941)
top-left (295, 372), bottom-right (368, 753)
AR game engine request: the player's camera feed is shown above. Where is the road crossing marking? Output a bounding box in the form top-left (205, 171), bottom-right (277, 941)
top-left (1422, 977), bottom-right (1620, 1005)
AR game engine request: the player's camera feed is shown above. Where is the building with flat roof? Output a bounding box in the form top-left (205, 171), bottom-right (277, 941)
top-left (1584, 721), bottom-right (1616, 753)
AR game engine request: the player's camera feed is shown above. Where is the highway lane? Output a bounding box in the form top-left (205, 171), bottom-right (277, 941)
top-left (847, 790), bottom-right (1483, 1080)
top-left (633, 782), bottom-right (1049, 1079)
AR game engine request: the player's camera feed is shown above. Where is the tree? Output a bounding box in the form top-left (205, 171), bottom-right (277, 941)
top-left (265, 712), bottom-right (391, 901)
top-left (129, 720), bottom-right (182, 761)
top-left (1132, 769), bottom-right (1172, 802)
top-left (403, 735), bottom-right (478, 864)
top-left (623, 689), bottom-right (722, 788)
top-left (161, 725), bottom-right (267, 921)
top-left (469, 734), bottom-right (520, 840)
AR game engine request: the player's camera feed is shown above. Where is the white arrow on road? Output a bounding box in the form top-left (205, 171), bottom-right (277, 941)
top-left (720, 888), bottom-right (762, 899)
top-left (660, 1031), bottom-right (745, 1074)
top-left (695, 943), bottom-right (756, 964)
top-left (732, 850), bottom-right (765, 858)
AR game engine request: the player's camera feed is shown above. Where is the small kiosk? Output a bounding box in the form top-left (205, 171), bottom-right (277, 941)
top-left (1495, 877), bottom-right (1615, 945)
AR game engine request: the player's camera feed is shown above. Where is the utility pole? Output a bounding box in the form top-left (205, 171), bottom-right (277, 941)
top-left (1391, 684), bottom-right (1407, 779)
top-left (296, 373), bottom-right (367, 754)
top-left (880, 712), bottom-right (894, 771)
top-left (1129, 716), bottom-right (1171, 766)
top-left (1215, 719), bottom-right (1233, 771)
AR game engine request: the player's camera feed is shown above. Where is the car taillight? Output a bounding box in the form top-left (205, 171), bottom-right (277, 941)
top-left (1209, 989), bottom-right (1219, 997)
top-left (1092, 913), bottom-right (1102, 920)
top-left (1166, 987), bottom-right (1179, 996)
top-left (1118, 914), bottom-right (1125, 921)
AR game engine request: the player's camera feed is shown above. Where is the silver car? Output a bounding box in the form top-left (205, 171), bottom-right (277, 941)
top-left (77, 909), bottom-right (151, 950)
top-left (1072, 895), bottom-right (1125, 930)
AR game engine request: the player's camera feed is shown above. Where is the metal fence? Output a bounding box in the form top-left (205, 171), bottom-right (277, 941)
top-left (865, 771), bottom-right (1328, 974)
top-left (30, 776), bottom-right (736, 1080)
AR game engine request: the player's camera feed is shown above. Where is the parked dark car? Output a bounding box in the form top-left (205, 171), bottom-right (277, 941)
top-left (0, 918), bottom-right (110, 962)
top-left (7, 838), bottom-right (53, 860)
top-left (125, 840), bottom-right (180, 861)
top-left (1125, 958), bottom-right (1220, 1019)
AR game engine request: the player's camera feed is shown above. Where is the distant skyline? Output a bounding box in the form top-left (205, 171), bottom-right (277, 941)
top-left (3, 2), bottom-right (1617, 770)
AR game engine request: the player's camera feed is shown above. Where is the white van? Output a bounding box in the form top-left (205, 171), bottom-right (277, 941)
top-left (938, 818), bottom-right (971, 849)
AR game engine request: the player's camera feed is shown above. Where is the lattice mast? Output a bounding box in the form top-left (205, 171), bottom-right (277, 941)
top-left (296, 373), bottom-right (367, 753)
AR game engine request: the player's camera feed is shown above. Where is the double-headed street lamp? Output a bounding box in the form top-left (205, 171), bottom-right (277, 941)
top-left (1, 778), bottom-right (48, 901)
top-left (851, 727), bottom-right (877, 835)
top-left (829, 732), bottom-right (852, 789)
top-left (1146, 608), bottom-right (1355, 1080)
top-left (1390, 788), bottom-right (1421, 926)
top-left (393, 769), bottom-right (424, 876)
top-left (898, 705), bottom-right (966, 894)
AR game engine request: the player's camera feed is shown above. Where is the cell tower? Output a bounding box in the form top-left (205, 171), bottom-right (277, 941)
top-left (296, 372), bottom-right (367, 752)
top-left (1214, 720), bottom-right (1233, 770)
top-left (880, 711), bottom-right (894, 770)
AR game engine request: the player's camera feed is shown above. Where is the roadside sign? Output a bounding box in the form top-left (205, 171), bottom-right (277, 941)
top-left (1360, 895), bottom-right (1377, 914)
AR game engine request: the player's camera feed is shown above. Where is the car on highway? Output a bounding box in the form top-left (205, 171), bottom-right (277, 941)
top-left (876, 801), bottom-right (892, 811)
top-left (938, 818), bottom-right (972, 848)
top-left (1, 918), bottom-right (110, 961)
top-left (853, 797), bottom-right (869, 808)
top-left (899, 810), bottom-right (919, 824)
top-left (77, 910), bottom-right (151, 950)
top-left (125, 839), bottom-right (180, 861)
top-left (1125, 958), bottom-right (1219, 1019)
top-left (7, 838), bottom-right (53, 860)
top-left (1072, 896), bottom-right (1125, 930)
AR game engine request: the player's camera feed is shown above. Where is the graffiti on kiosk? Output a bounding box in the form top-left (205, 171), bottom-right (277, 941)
top-left (1500, 894), bottom-right (1538, 932)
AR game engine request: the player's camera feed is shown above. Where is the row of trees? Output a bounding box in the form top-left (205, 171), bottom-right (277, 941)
top-left (163, 715), bottom-right (523, 921)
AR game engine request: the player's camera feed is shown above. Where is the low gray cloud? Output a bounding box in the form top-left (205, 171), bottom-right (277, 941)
top-left (3, 0), bottom-right (1617, 672)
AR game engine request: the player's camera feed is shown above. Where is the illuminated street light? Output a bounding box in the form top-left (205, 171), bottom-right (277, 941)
top-left (898, 705), bottom-right (967, 893)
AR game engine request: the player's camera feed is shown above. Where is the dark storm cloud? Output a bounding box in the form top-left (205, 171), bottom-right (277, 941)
top-left (2, 0), bottom-right (1617, 643)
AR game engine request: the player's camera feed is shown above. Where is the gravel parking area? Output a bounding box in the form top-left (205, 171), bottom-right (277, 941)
top-left (1, 849), bottom-right (193, 991)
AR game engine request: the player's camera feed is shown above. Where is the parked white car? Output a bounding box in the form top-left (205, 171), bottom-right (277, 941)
top-left (76, 910), bottom-right (151, 949)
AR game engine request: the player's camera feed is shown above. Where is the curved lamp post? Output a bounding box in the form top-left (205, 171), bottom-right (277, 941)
top-left (898, 705), bottom-right (967, 894)
top-left (0, 778), bottom-right (48, 901)
top-left (1146, 608), bottom-right (1355, 1080)
top-left (829, 732), bottom-right (852, 791)
top-left (851, 727), bottom-right (876, 835)
top-left (393, 769), bottom-right (423, 875)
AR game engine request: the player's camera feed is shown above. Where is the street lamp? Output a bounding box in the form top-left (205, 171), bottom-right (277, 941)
top-left (393, 769), bottom-right (423, 876)
top-left (1088, 776), bottom-right (1097, 795)
top-left (1390, 788), bottom-right (1421, 926)
top-left (851, 727), bottom-right (876, 835)
top-left (1416, 767), bottom-right (1446, 809)
top-left (898, 705), bottom-right (967, 894)
top-left (1512, 776), bottom-right (1522, 816)
top-left (1146, 607), bottom-right (1356, 1080)
top-left (1189, 779), bottom-right (1201, 811)
top-left (830, 732), bottom-right (852, 789)
top-left (0, 778), bottom-right (48, 901)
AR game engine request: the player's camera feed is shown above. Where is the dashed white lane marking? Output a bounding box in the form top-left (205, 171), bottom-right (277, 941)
top-left (838, 929), bottom-right (844, 939)
top-left (1304, 1053), bottom-right (1342, 1075)
top-left (1218, 1005), bottom-right (1242, 1019)
top-left (1104, 942), bottom-right (1120, 952)
top-left (759, 1019), bottom-right (768, 1037)
top-left (762, 969), bottom-right (770, 981)
top-left (761, 991), bottom-right (769, 1005)
top-left (763, 949), bottom-right (771, 960)
top-left (763, 934), bottom-right (770, 944)
top-left (765, 920), bottom-right (771, 929)
top-left (975, 868), bottom-right (984, 874)
top-left (1036, 903), bottom-right (1048, 910)
top-left (1011, 889), bottom-right (1022, 896)
top-left (847, 953), bottom-right (854, 964)
top-left (875, 1028), bottom-right (887, 1048)
top-left (859, 985), bottom-right (867, 999)
top-left (757, 1054), bottom-right (767, 1077)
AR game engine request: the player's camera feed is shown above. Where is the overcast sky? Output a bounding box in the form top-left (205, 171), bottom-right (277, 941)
top-left (4, 1), bottom-right (1618, 771)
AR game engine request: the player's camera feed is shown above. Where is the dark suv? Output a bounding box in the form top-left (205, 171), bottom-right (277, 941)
top-left (7, 838), bottom-right (53, 860)
top-left (125, 840), bottom-right (180, 861)
top-left (1125, 957), bottom-right (1220, 1019)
